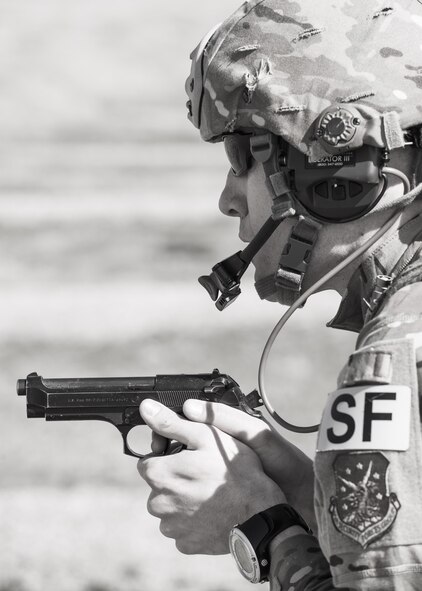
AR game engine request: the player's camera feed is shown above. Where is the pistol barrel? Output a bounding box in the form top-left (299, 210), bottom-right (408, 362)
top-left (17, 379), bottom-right (26, 396)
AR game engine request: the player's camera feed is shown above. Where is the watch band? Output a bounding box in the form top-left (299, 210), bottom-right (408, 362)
top-left (240, 503), bottom-right (311, 543)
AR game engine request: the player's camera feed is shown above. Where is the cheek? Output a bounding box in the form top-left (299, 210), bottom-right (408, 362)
top-left (245, 165), bottom-right (273, 233)
top-left (252, 218), bottom-right (295, 279)
top-left (244, 163), bottom-right (295, 278)
top-left (248, 201), bottom-right (271, 234)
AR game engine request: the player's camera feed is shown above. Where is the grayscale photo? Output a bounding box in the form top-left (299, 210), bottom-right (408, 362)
top-left (3, 1), bottom-right (422, 590)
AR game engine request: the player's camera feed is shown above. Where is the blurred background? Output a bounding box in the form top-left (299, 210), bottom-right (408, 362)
top-left (1, 2), bottom-right (356, 590)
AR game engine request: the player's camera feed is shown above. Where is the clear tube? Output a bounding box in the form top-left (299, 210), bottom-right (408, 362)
top-left (258, 168), bottom-right (410, 433)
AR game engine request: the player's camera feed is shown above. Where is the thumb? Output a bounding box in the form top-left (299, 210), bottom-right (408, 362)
top-left (183, 399), bottom-right (274, 454)
top-left (140, 399), bottom-right (204, 450)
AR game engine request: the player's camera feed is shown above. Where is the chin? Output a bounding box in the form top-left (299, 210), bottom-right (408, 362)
top-left (271, 291), bottom-right (296, 306)
top-left (262, 292), bottom-right (279, 303)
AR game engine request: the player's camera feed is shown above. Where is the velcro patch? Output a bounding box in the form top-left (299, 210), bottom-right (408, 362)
top-left (317, 385), bottom-right (411, 452)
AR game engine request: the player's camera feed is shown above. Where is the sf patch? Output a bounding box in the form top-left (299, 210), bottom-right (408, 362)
top-left (329, 452), bottom-right (401, 548)
top-left (317, 385), bottom-right (411, 452)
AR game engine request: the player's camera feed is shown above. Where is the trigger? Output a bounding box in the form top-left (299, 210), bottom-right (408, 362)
top-left (150, 438), bottom-right (186, 457)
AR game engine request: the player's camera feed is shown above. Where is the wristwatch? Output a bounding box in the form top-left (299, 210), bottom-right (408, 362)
top-left (229, 504), bottom-right (312, 584)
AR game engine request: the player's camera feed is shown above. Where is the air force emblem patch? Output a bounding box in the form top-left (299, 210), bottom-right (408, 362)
top-left (329, 452), bottom-right (401, 548)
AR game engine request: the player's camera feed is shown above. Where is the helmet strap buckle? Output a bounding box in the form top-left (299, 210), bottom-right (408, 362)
top-left (275, 216), bottom-right (322, 298)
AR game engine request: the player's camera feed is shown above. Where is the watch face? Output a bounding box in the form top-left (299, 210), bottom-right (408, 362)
top-left (229, 528), bottom-right (261, 584)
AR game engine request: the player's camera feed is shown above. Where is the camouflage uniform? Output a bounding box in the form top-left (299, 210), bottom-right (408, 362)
top-left (269, 219), bottom-right (422, 590)
top-left (186, 0), bottom-right (422, 588)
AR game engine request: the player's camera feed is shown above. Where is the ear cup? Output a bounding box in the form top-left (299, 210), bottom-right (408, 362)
top-left (283, 142), bottom-right (386, 223)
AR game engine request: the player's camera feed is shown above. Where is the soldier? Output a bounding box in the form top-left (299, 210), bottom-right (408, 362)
top-left (138, 1), bottom-right (422, 589)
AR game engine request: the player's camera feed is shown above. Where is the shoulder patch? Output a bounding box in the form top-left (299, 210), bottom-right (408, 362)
top-left (329, 452), bottom-right (400, 548)
top-left (317, 385), bottom-right (411, 452)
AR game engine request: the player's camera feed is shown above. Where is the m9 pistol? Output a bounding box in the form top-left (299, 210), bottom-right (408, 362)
top-left (17, 370), bottom-right (262, 458)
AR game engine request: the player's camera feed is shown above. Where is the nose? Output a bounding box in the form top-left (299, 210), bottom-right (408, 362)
top-left (218, 170), bottom-right (249, 218)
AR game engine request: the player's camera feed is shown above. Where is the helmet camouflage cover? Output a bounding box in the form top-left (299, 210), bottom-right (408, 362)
top-left (186, 0), bottom-right (422, 157)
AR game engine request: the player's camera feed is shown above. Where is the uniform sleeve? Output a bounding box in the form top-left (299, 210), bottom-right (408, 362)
top-left (269, 285), bottom-right (422, 590)
top-left (269, 531), bottom-right (354, 590)
top-left (311, 284), bottom-right (422, 590)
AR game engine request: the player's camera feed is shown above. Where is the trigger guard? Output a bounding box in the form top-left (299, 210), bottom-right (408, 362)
top-left (140, 441), bottom-right (187, 460)
top-left (126, 433), bottom-right (187, 460)
top-left (120, 426), bottom-right (147, 459)
top-left (120, 425), bottom-right (174, 459)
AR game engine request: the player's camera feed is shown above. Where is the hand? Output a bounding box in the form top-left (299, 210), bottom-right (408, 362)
top-left (152, 400), bottom-right (316, 532)
top-left (138, 399), bottom-right (286, 555)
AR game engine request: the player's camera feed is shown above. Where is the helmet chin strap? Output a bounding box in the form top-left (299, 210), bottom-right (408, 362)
top-left (255, 215), bottom-right (322, 306)
top-left (250, 133), bottom-right (324, 306)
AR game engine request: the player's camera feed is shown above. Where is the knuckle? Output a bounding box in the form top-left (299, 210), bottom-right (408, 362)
top-left (203, 401), bottom-right (224, 422)
top-left (156, 415), bottom-right (173, 432)
top-left (258, 424), bottom-right (275, 445)
top-left (147, 494), bottom-right (164, 518)
top-left (175, 539), bottom-right (196, 555)
top-left (159, 519), bottom-right (175, 539)
top-left (138, 459), bottom-right (161, 487)
top-left (137, 458), bottom-right (147, 479)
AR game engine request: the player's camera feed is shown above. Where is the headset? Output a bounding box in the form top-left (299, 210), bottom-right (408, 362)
top-left (199, 106), bottom-right (411, 310)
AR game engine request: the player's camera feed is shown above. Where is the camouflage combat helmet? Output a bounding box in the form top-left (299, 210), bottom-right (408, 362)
top-left (188, 0), bottom-right (422, 309)
top-left (186, 0), bottom-right (422, 159)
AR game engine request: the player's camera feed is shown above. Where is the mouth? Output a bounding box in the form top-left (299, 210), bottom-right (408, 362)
top-left (238, 218), bottom-right (253, 243)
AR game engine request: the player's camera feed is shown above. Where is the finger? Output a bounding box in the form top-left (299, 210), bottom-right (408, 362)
top-left (140, 400), bottom-right (205, 450)
top-left (175, 539), bottom-right (199, 555)
top-left (147, 491), bottom-right (173, 518)
top-left (183, 400), bottom-right (312, 478)
top-left (137, 455), bottom-right (170, 487)
top-left (159, 518), bottom-right (177, 540)
top-left (183, 399), bottom-right (273, 451)
top-left (151, 431), bottom-right (169, 454)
